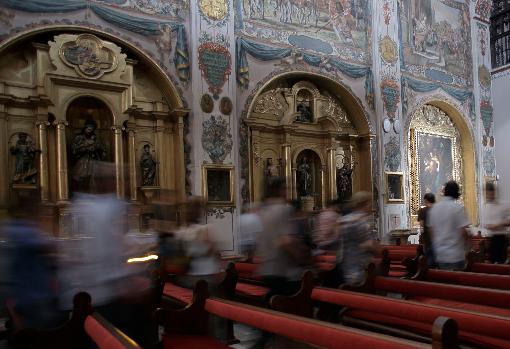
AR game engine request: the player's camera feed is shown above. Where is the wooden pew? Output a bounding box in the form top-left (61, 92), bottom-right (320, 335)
top-left (377, 245), bottom-right (423, 277)
top-left (10, 292), bottom-right (142, 349)
top-left (156, 280), bottom-right (456, 349)
top-left (348, 264), bottom-right (510, 318)
top-left (272, 280), bottom-right (510, 348)
top-left (412, 255), bottom-right (510, 290)
top-left (466, 251), bottom-right (510, 275)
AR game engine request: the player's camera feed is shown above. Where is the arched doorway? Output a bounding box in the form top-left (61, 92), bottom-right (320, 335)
top-left (243, 72), bottom-right (373, 210)
top-left (408, 103), bottom-right (477, 223)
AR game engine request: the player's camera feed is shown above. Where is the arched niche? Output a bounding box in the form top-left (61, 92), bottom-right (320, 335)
top-left (244, 72), bottom-right (373, 208)
top-left (66, 96), bottom-right (113, 194)
top-left (408, 102), bottom-right (477, 223)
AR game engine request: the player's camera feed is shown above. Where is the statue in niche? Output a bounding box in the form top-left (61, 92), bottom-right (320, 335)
top-left (264, 158), bottom-right (280, 179)
top-left (336, 159), bottom-right (354, 203)
top-left (297, 156), bottom-right (313, 197)
top-left (296, 103), bottom-right (313, 123)
top-left (140, 144), bottom-right (158, 186)
top-left (71, 119), bottom-right (106, 192)
top-left (10, 132), bottom-right (39, 185)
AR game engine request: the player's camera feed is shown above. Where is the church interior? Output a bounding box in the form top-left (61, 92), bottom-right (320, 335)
top-left (1, 0), bottom-right (510, 348)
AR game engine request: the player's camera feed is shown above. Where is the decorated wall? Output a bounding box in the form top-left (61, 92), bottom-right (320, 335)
top-left (0, 0), bottom-right (493, 249)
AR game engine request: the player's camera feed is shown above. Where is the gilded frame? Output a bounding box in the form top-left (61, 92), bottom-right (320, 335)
top-left (202, 164), bottom-right (235, 206)
top-left (409, 105), bottom-right (463, 218)
top-left (386, 172), bottom-right (404, 203)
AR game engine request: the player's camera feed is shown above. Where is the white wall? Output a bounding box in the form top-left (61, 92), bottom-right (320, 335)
top-left (492, 70), bottom-right (510, 201)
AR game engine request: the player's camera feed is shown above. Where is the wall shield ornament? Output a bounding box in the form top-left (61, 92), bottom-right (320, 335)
top-left (198, 42), bottom-right (232, 98)
top-left (59, 34), bottom-right (117, 79)
top-left (220, 96), bottom-right (232, 115)
top-left (381, 78), bottom-right (400, 119)
top-left (379, 36), bottom-right (398, 65)
top-left (478, 65), bottom-right (491, 89)
top-left (202, 115), bottom-right (233, 163)
top-left (480, 99), bottom-right (493, 140)
top-left (201, 93), bottom-right (214, 113)
top-left (384, 136), bottom-right (401, 172)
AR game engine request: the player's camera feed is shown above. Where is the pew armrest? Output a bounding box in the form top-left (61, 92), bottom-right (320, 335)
top-left (270, 270), bottom-right (315, 318)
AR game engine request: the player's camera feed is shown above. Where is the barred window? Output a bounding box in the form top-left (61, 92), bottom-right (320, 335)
top-left (491, 1), bottom-right (510, 68)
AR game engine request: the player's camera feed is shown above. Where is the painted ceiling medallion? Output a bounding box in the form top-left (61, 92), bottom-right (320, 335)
top-left (59, 34), bottom-right (117, 79)
top-left (199, 0), bottom-right (228, 21)
top-left (380, 36), bottom-right (398, 65)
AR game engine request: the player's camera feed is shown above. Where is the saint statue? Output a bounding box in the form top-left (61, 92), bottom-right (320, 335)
top-left (337, 161), bottom-right (354, 203)
top-left (140, 144), bottom-right (157, 186)
top-left (296, 103), bottom-right (313, 123)
top-left (10, 132), bottom-right (39, 184)
top-left (264, 158), bottom-right (279, 179)
top-left (297, 156), bottom-right (312, 197)
top-left (71, 120), bottom-right (106, 192)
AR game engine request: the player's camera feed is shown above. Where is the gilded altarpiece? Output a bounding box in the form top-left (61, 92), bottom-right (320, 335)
top-left (246, 79), bottom-right (372, 208)
top-left (409, 105), bottom-right (463, 218)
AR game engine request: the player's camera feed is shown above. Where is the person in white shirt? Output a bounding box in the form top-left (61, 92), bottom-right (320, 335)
top-left (484, 182), bottom-right (510, 263)
top-left (427, 181), bottom-right (470, 271)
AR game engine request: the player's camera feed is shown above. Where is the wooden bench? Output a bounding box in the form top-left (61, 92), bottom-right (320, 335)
top-left (349, 264), bottom-right (510, 318)
top-left (412, 255), bottom-right (510, 290)
top-left (466, 251), bottom-right (510, 275)
top-left (10, 292), bottom-right (142, 349)
top-left (376, 245), bottom-right (423, 277)
top-left (156, 280), bottom-right (455, 349)
top-left (272, 278), bottom-right (510, 348)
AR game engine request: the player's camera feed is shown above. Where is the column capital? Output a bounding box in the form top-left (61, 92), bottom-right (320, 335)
top-left (126, 128), bottom-right (137, 136)
top-left (35, 121), bottom-right (51, 128)
top-left (54, 120), bottom-right (68, 128)
top-left (111, 125), bottom-right (125, 133)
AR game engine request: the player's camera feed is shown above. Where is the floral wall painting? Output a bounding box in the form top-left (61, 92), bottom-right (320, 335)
top-left (384, 136), bottom-right (401, 172)
top-left (381, 77), bottom-right (400, 120)
top-left (475, 0), bottom-right (492, 22)
top-left (480, 99), bottom-right (494, 147)
top-left (202, 115), bottom-right (233, 164)
top-left (400, 0), bottom-right (472, 83)
top-left (238, 0), bottom-right (371, 62)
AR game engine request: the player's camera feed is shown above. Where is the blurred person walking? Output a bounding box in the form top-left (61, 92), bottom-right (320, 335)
top-left (427, 181), bottom-right (470, 271)
top-left (418, 193), bottom-right (436, 266)
top-left (484, 182), bottom-right (510, 263)
top-left (239, 203), bottom-right (262, 261)
top-left (339, 192), bottom-right (377, 286)
top-left (3, 193), bottom-right (58, 330)
top-left (314, 200), bottom-right (341, 254)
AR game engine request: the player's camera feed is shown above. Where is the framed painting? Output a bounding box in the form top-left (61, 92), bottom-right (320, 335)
top-left (386, 172), bottom-right (404, 203)
top-left (416, 131), bottom-right (456, 203)
top-left (202, 164), bottom-right (235, 206)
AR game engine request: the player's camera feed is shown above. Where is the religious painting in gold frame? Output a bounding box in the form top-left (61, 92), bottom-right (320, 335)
top-left (409, 105), bottom-right (463, 218)
top-left (386, 172), bottom-right (404, 203)
top-left (202, 164), bottom-right (235, 206)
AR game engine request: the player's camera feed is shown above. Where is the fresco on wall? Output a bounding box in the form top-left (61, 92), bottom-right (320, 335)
top-left (399, 0), bottom-right (472, 85)
top-left (96, 0), bottom-right (188, 19)
top-left (238, 0), bottom-right (371, 62)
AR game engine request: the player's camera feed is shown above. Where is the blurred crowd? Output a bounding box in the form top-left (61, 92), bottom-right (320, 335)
top-left (1, 160), bottom-right (509, 349)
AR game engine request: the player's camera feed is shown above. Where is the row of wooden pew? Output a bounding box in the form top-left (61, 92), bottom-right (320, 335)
top-left (9, 243), bottom-right (510, 349)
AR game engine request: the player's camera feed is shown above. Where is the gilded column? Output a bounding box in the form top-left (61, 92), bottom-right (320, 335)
top-left (282, 144), bottom-right (292, 200)
top-left (327, 147), bottom-right (337, 201)
top-left (174, 115), bottom-right (186, 202)
top-left (36, 121), bottom-right (50, 202)
top-left (155, 119), bottom-right (166, 188)
top-left (127, 128), bottom-right (137, 201)
top-left (55, 120), bottom-right (68, 202)
top-left (112, 126), bottom-right (125, 199)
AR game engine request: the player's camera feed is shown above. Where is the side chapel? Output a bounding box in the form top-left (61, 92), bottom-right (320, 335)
top-left (0, 0), bottom-right (494, 251)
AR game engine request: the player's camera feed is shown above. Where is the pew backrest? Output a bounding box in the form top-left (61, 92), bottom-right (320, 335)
top-left (85, 313), bottom-right (141, 349)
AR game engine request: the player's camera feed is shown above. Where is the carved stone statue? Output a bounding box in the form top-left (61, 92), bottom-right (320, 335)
top-left (10, 132), bottom-right (39, 184)
top-left (297, 156), bottom-right (312, 197)
top-left (296, 103), bottom-right (313, 123)
top-left (140, 144), bottom-right (157, 186)
top-left (264, 158), bottom-right (279, 179)
top-left (337, 161), bottom-right (354, 203)
top-left (71, 119), bottom-right (106, 192)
